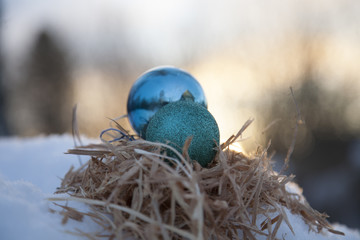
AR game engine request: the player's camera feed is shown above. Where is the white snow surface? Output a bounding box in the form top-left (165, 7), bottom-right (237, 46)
top-left (0, 135), bottom-right (359, 240)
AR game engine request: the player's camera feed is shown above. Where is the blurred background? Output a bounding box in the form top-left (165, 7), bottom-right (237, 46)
top-left (0, 0), bottom-right (359, 228)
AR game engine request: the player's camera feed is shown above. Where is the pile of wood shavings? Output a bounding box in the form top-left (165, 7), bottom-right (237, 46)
top-left (51, 120), bottom-right (344, 239)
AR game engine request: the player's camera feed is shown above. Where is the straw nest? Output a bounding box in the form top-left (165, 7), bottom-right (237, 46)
top-left (51, 119), bottom-right (343, 239)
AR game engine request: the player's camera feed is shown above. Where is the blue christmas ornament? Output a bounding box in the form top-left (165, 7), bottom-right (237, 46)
top-left (146, 99), bottom-right (219, 167)
top-left (127, 66), bottom-right (207, 138)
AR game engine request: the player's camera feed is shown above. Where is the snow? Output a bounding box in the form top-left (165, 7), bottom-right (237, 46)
top-left (252, 205), bottom-right (360, 240)
top-left (0, 135), bottom-right (99, 240)
top-left (0, 135), bottom-right (359, 240)
top-left (0, 177), bottom-right (68, 240)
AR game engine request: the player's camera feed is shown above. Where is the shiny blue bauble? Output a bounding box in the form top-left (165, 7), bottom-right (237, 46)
top-left (127, 66), bottom-right (207, 138)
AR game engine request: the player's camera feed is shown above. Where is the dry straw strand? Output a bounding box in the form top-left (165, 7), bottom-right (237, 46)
top-left (51, 118), bottom-right (343, 239)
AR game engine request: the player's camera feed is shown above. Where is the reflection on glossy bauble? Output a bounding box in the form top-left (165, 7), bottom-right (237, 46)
top-left (127, 66), bottom-right (207, 138)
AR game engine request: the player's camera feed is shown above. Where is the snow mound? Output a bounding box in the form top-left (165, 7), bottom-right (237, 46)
top-left (0, 135), bottom-right (359, 240)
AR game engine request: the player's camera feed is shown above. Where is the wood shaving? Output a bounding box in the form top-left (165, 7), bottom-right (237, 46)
top-left (51, 120), bottom-right (343, 239)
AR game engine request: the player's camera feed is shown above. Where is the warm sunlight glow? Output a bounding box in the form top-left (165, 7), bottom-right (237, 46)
top-left (227, 141), bottom-right (245, 154)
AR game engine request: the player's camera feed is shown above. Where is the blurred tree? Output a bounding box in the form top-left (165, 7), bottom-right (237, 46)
top-left (259, 37), bottom-right (360, 228)
top-left (0, 0), bottom-right (9, 135)
top-left (18, 28), bottom-right (73, 135)
top-left (261, 38), bottom-right (357, 168)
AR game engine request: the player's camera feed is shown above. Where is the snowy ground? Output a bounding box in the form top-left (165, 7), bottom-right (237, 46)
top-left (0, 135), bottom-right (359, 240)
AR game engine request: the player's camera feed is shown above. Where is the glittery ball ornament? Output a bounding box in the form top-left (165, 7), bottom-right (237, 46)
top-left (146, 99), bottom-right (219, 167)
top-left (127, 66), bottom-right (207, 138)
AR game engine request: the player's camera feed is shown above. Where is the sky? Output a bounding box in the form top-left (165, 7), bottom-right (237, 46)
top-left (3, 0), bottom-right (360, 66)
top-left (2, 0), bottom-right (360, 140)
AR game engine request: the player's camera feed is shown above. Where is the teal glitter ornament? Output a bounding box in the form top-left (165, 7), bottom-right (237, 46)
top-left (146, 99), bottom-right (219, 167)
